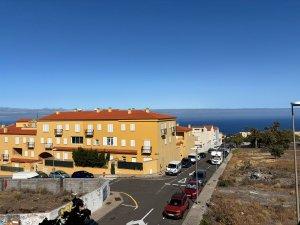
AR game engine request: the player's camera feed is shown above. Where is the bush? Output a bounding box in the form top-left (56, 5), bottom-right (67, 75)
top-left (72, 149), bottom-right (108, 168)
top-left (200, 215), bottom-right (211, 225)
top-left (218, 179), bottom-right (234, 187)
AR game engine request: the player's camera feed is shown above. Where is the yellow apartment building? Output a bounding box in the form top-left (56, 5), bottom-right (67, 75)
top-left (0, 108), bottom-right (181, 175)
top-left (176, 125), bottom-right (195, 158)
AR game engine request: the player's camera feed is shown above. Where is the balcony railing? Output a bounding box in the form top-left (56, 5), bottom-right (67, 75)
top-left (54, 128), bottom-right (63, 136)
top-left (27, 142), bottom-right (35, 149)
top-left (2, 154), bottom-right (9, 162)
top-left (85, 129), bottom-right (94, 137)
top-left (141, 146), bottom-right (152, 154)
top-left (44, 143), bottom-right (53, 150)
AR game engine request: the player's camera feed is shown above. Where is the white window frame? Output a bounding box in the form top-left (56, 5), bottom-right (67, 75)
top-left (56, 138), bottom-right (61, 145)
top-left (121, 139), bottom-right (126, 147)
top-left (23, 137), bottom-right (27, 144)
top-left (97, 124), bottom-right (102, 131)
top-left (63, 138), bottom-right (68, 145)
top-left (15, 137), bottom-right (20, 145)
top-left (30, 151), bottom-right (34, 157)
top-left (65, 124), bottom-right (70, 131)
top-left (24, 150), bottom-right (28, 157)
top-left (108, 124), bottom-right (114, 133)
top-left (40, 137), bottom-right (45, 144)
top-left (130, 123), bottom-right (136, 131)
top-left (121, 124), bottom-right (126, 131)
top-left (42, 124), bottom-right (49, 132)
top-left (87, 138), bottom-right (91, 146)
top-left (75, 124), bottom-right (81, 133)
top-left (4, 137), bottom-right (8, 143)
top-left (63, 152), bottom-right (68, 160)
top-left (130, 140), bottom-right (135, 147)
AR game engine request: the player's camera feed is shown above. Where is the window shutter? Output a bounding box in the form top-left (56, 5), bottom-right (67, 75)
top-left (103, 137), bottom-right (107, 146)
top-left (113, 137), bottom-right (117, 146)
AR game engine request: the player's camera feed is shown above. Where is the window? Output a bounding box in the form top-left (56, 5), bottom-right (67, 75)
top-left (122, 156), bottom-right (126, 161)
top-left (40, 137), bottom-right (45, 144)
top-left (107, 137), bottom-right (114, 146)
top-left (15, 137), bottom-right (20, 145)
top-left (97, 124), bottom-right (102, 131)
top-left (121, 124), bottom-right (126, 131)
top-left (42, 124), bottom-right (49, 132)
top-left (75, 124), bottom-right (81, 132)
top-left (23, 137), bottom-right (27, 143)
top-left (87, 124), bottom-right (93, 130)
top-left (144, 140), bottom-right (151, 147)
top-left (65, 124), bottom-right (70, 131)
top-left (130, 140), bottom-right (135, 147)
top-left (56, 152), bottom-right (61, 159)
top-left (131, 157), bottom-right (137, 162)
top-left (30, 151), bottom-right (34, 157)
top-left (109, 155), bottom-right (113, 160)
top-left (108, 124), bottom-right (113, 132)
top-left (56, 138), bottom-right (61, 144)
top-left (4, 137), bottom-right (8, 143)
top-left (63, 152), bottom-right (68, 160)
top-left (164, 139), bottom-right (167, 145)
top-left (63, 138), bottom-right (68, 145)
top-left (29, 137), bottom-right (34, 143)
top-left (130, 124), bottom-right (136, 131)
top-left (93, 139), bottom-right (100, 146)
top-left (47, 138), bottom-right (52, 143)
top-left (24, 150), bottom-right (28, 157)
top-left (72, 136), bottom-right (83, 144)
top-left (57, 124), bottom-right (63, 129)
top-left (121, 139), bottom-right (126, 147)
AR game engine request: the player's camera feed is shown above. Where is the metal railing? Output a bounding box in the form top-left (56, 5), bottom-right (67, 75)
top-left (141, 146), bottom-right (152, 154)
top-left (0, 165), bottom-right (23, 172)
top-left (27, 142), bottom-right (35, 149)
top-left (2, 154), bottom-right (9, 162)
top-left (117, 161), bottom-right (143, 171)
top-left (85, 129), bottom-right (94, 137)
top-left (54, 128), bottom-right (63, 136)
top-left (44, 143), bottom-right (53, 150)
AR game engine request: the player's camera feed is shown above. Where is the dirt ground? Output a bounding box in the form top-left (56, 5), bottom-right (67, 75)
top-left (201, 148), bottom-right (297, 225)
top-left (0, 189), bottom-right (74, 214)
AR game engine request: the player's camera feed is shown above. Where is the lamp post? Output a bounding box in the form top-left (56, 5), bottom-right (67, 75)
top-left (195, 147), bottom-right (199, 204)
top-left (291, 101), bottom-right (300, 223)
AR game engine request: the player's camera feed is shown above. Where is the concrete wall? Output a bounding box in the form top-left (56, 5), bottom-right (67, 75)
top-left (0, 180), bottom-right (110, 225)
top-left (0, 178), bottom-right (106, 194)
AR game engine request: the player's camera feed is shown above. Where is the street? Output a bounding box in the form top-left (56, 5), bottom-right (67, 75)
top-left (98, 156), bottom-right (219, 225)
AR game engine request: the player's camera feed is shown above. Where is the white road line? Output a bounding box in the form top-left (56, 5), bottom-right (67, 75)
top-left (126, 208), bottom-right (154, 225)
top-left (121, 204), bottom-right (137, 208)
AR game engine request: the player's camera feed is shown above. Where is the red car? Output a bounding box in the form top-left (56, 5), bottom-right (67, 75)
top-left (184, 180), bottom-right (202, 199)
top-left (163, 192), bottom-right (189, 219)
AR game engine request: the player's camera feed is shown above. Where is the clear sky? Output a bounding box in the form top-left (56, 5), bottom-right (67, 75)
top-left (1, 0), bottom-right (300, 109)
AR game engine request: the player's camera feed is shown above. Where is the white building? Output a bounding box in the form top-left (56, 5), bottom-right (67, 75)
top-left (191, 125), bottom-right (222, 152)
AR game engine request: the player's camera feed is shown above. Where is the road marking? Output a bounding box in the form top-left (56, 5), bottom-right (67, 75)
top-left (126, 208), bottom-right (154, 225)
top-left (178, 178), bottom-right (187, 184)
top-left (122, 204), bottom-right (137, 208)
top-left (120, 192), bottom-right (138, 210)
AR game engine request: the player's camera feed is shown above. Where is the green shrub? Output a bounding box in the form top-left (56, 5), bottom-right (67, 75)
top-left (218, 179), bottom-right (233, 187)
top-left (200, 215), bottom-right (211, 225)
top-left (72, 149), bottom-right (108, 168)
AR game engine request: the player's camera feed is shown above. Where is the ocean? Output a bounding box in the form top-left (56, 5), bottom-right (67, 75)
top-left (1, 108), bottom-right (300, 135)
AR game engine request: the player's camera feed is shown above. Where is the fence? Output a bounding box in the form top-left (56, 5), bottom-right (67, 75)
top-left (0, 165), bottom-right (23, 172)
top-left (45, 159), bottom-right (74, 168)
top-left (117, 161), bottom-right (143, 170)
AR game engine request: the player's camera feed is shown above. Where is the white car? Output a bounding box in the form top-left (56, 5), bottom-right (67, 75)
top-left (210, 151), bottom-right (223, 165)
top-left (188, 153), bottom-right (200, 164)
top-left (165, 161), bottom-right (182, 175)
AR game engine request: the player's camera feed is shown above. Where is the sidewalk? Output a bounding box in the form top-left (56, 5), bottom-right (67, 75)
top-left (91, 191), bottom-right (123, 221)
top-left (183, 153), bottom-right (233, 225)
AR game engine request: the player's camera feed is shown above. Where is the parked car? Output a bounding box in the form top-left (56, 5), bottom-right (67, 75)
top-left (188, 153), bottom-right (199, 164)
top-left (210, 151), bottom-right (223, 165)
top-left (163, 192), bottom-right (189, 219)
top-left (198, 153), bottom-right (207, 159)
top-left (49, 170), bottom-right (70, 179)
top-left (72, 170), bottom-right (94, 178)
top-left (208, 148), bottom-right (216, 154)
top-left (165, 161), bottom-right (182, 175)
top-left (12, 171), bottom-right (39, 179)
top-left (181, 158), bottom-right (192, 168)
top-left (184, 180), bottom-right (202, 199)
top-left (190, 169), bottom-right (207, 186)
top-left (36, 171), bottom-right (49, 178)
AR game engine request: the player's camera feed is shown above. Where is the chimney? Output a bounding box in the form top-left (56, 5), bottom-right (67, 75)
top-left (145, 108), bottom-right (150, 113)
top-left (55, 111), bottom-right (60, 115)
top-left (188, 124), bottom-right (191, 128)
top-left (128, 108), bottom-right (132, 114)
top-left (108, 107), bottom-right (112, 112)
top-left (176, 123), bottom-right (179, 126)
top-left (95, 108), bottom-right (101, 113)
top-left (3, 127), bottom-right (7, 133)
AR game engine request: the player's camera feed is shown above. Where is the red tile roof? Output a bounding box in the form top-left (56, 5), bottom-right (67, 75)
top-left (53, 146), bottom-right (137, 155)
top-left (16, 118), bottom-right (32, 122)
top-left (38, 109), bottom-right (175, 121)
top-left (11, 158), bottom-right (42, 163)
top-left (176, 125), bottom-right (192, 132)
top-left (0, 124), bottom-right (37, 136)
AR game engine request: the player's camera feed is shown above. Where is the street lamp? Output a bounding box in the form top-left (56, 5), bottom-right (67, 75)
top-left (291, 101), bottom-right (300, 223)
top-left (195, 147), bottom-right (199, 204)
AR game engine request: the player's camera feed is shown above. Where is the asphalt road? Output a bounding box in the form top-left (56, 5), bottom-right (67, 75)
top-left (98, 156), bottom-right (219, 225)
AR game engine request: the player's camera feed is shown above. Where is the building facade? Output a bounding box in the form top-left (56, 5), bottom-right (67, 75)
top-left (175, 125), bottom-right (195, 158)
top-left (0, 109), bottom-right (181, 175)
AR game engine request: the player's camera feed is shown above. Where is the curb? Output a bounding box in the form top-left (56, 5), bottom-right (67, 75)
top-left (182, 152), bottom-right (233, 225)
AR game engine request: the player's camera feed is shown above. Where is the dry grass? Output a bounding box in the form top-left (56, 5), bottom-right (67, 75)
top-left (203, 148), bottom-right (297, 225)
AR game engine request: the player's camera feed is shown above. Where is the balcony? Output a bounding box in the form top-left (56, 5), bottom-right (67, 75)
top-left (85, 129), bottom-right (94, 137)
top-left (27, 142), bottom-right (35, 149)
top-left (161, 128), bottom-right (167, 138)
top-left (44, 143), bottom-right (53, 150)
top-left (141, 146), bottom-right (152, 154)
top-left (2, 154), bottom-right (9, 162)
top-left (171, 126), bottom-right (176, 135)
top-left (54, 128), bottom-right (63, 137)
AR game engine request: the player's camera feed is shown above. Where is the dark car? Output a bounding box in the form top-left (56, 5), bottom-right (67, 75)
top-left (72, 171), bottom-right (94, 178)
top-left (163, 192), bottom-right (189, 219)
top-left (36, 171), bottom-right (49, 178)
top-left (49, 170), bottom-right (70, 179)
top-left (190, 170), bottom-right (207, 186)
top-left (181, 158), bottom-right (192, 168)
top-left (184, 180), bottom-right (202, 199)
top-left (199, 153), bottom-right (207, 159)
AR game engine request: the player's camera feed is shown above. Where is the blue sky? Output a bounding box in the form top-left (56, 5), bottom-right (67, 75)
top-left (1, 0), bottom-right (300, 109)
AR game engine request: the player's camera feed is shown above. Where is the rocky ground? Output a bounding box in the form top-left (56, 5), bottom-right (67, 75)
top-left (0, 189), bottom-right (74, 214)
top-left (201, 148), bottom-right (296, 225)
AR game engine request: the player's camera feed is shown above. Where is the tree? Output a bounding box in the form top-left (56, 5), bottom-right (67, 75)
top-left (72, 148), bottom-right (108, 168)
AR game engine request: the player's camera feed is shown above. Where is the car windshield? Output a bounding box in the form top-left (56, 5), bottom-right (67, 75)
top-left (186, 183), bottom-right (197, 189)
top-left (168, 164), bottom-right (177, 168)
top-left (169, 199), bottom-right (182, 206)
top-left (213, 156), bottom-right (221, 160)
top-left (182, 159), bottom-right (189, 163)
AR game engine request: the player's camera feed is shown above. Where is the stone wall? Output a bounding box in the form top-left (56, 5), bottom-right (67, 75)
top-left (0, 178), bottom-right (106, 194)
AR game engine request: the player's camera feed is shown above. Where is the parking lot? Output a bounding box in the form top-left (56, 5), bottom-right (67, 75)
top-left (98, 155), bottom-right (219, 225)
